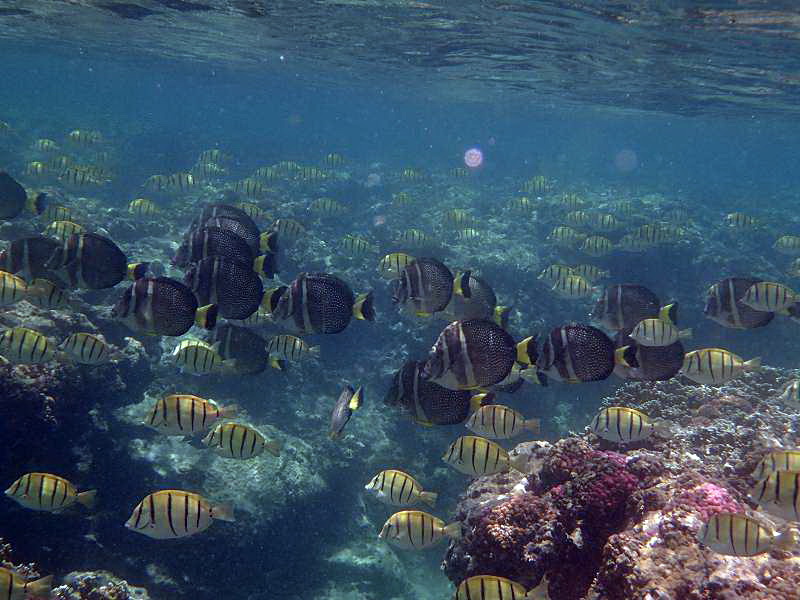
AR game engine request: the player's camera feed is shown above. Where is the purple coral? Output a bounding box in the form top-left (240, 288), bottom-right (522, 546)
top-left (672, 481), bottom-right (742, 521)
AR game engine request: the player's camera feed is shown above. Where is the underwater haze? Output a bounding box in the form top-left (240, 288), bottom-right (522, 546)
top-left (2, 2), bottom-right (800, 600)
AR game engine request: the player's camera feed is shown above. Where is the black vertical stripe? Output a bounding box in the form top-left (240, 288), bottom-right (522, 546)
top-left (471, 438), bottom-right (478, 474)
top-left (190, 397), bottom-right (196, 433)
top-left (794, 473), bottom-right (800, 519)
top-left (50, 476), bottom-right (59, 509)
top-left (196, 496), bottom-right (202, 529)
top-left (183, 493), bottom-right (189, 534)
top-left (166, 492), bottom-right (178, 537)
top-left (239, 426), bottom-right (248, 458)
top-left (397, 475), bottom-right (408, 505)
top-left (148, 493), bottom-right (156, 527)
top-left (406, 513), bottom-right (415, 547)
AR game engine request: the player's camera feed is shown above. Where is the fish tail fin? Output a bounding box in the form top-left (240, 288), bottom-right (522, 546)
top-left (349, 386), bottom-right (364, 411)
top-left (308, 345), bottom-right (321, 356)
top-left (775, 525), bottom-right (799, 551)
top-left (353, 291), bottom-right (375, 321)
top-left (195, 304), bottom-right (218, 330)
top-left (269, 357), bottom-right (286, 370)
top-left (524, 418), bottom-right (541, 435)
top-left (76, 489), bottom-right (97, 509)
top-left (679, 328), bottom-right (692, 339)
top-left (659, 302), bottom-right (678, 325)
top-left (515, 335), bottom-right (537, 365)
top-left (27, 191), bottom-right (47, 215)
top-left (614, 345), bottom-right (638, 368)
top-left (264, 438), bottom-right (282, 457)
top-left (127, 262), bottom-right (149, 281)
top-left (493, 305), bottom-right (512, 329)
top-left (520, 368), bottom-right (546, 386)
top-left (259, 231), bottom-right (279, 254)
top-left (222, 358), bottom-right (238, 373)
top-left (744, 357), bottom-right (762, 371)
top-left (220, 404), bottom-right (239, 418)
top-left (652, 419), bottom-right (674, 439)
top-left (253, 253), bottom-right (278, 279)
top-left (419, 491), bottom-right (438, 508)
top-left (509, 453), bottom-right (532, 474)
top-left (443, 522), bottom-right (463, 540)
top-left (454, 270), bottom-right (472, 298)
top-left (469, 392), bottom-right (492, 413)
top-left (212, 503), bottom-right (236, 522)
top-left (26, 575), bottom-right (53, 598)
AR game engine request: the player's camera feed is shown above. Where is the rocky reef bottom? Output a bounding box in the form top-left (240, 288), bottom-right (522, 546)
top-left (443, 368), bottom-right (800, 600)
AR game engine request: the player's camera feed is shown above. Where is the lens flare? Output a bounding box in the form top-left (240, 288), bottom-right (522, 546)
top-left (464, 148), bottom-right (483, 169)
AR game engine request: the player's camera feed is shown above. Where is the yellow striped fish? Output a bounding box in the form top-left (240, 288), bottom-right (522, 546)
top-left (44, 219), bottom-right (85, 242)
top-left (749, 470), bottom-right (800, 521)
top-left (455, 576), bottom-right (533, 600)
top-left (508, 195), bottom-right (535, 212)
top-left (145, 394), bottom-right (237, 436)
top-left (522, 175), bottom-right (549, 194)
top-left (556, 191), bottom-right (583, 209)
top-left (778, 380), bottom-right (800, 408)
top-left (377, 252), bottom-right (414, 280)
top-left (271, 218), bottom-right (306, 239)
top-left (192, 161), bottom-right (227, 179)
top-left (144, 174), bottom-right (169, 192)
top-left (444, 208), bottom-right (473, 228)
top-left (25, 278), bottom-right (72, 309)
top-left (565, 210), bottom-right (592, 228)
top-left (455, 228), bottom-right (480, 242)
top-left (466, 404), bottom-right (540, 439)
top-left (295, 166), bottom-right (326, 181)
top-left (630, 318), bottom-right (692, 347)
top-left (125, 490), bottom-right (234, 539)
top-left (60, 333), bottom-right (115, 365)
top-left (266, 334), bottom-right (319, 367)
top-left (59, 167), bottom-right (103, 187)
top-left (310, 197), bottom-right (347, 215)
top-left (68, 129), bottom-right (102, 145)
top-left (590, 407), bottom-right (670, 444)
top-left (774, 235), bottom-right (800, 256)
top-left (572, 264), bottom-right (610, 282)
top-left (401, 167), bottom-right (424, 180)
top-left (33, 138), bottom-right (59, 152)
top-left (378, 510), bottom-right (461, 550)
top-left (397, 229), bottom-right (431, 247)
top-left (752, 450), bottom-right (800, 479)
top-left (234, 178), bottom-right (267, 199)
top-left (550, 274), bottom-right (594, 299)
top-left (547, 225), bottom-right (585, 248)
top-left (48, 155), bottom-right (73, 171)
top-left (198, 149), bottom-right (231, 164)
top-left (537, 264), bottom-right (574, 284)
top-left (0, 567), bottom-right (52, 600)
top-left (236, 202), bottom-right (272, 222)
top-left (0, 272), bottom-right (26, 305)
top-left (202, 422), bottom-right (281, 459)
top-left (680, 348), bottom-right (761, 385)
top-left (128, 198), bottom-right (158, 217)
top-left (40, 203), bottom-right (73, 222)
top-left (787, 258), bottom-right (800, 278)
top-left (323, 152), bottom-right (345, 167)
top-left (253, 165), bottom-right (280, 181)
top-left (610, 199), bottom-right (634, 217)
top-left (697, 513), bottom-right (796, 557)
top-left (0, 327), bottom-right (59, 364)
top-left (590, 213), bottom-right (620, 232)
top-left (741, 281), bottom-right (798, 313)
top-left (167, 172), bottom-right (196, 191)
top-left (442, 435), bottom-right (526, 476)
top-left (580, 235), bottom-right (614, 256)
top-left (725, 212), bottom-right (758, 228)
top-left (4, 472), bottom-right (95, 512)
top-left (364, 470), bottom-right (437, 507)
top-left (25, 161), bottom-right (49, 177)
top-left (392, 191), bottom-right (414, 207)
top-left (341, 234), bottom-right (377, 255)
top-left (171, 339), bottom-right (232, 375)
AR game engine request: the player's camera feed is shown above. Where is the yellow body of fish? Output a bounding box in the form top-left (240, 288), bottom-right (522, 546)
top-left (442, 435), bottom-right (524, 476)
top-left (26, 278), bottom-right (71, 309)
top-left (572, 264), bottom-right (609, 282)
top-left (680, 348), bottom-right (760, 385)
top-left (365, 469), bottom-right (437, 507)
top-left (581, 235), bottom-right (614, 256)
top-left (741, 281), bottom-right (797, 313)
top-left (590, 407), bottom-right (661, 443)
top-left (752, 450), bottom-right (800, 479)
top-left (466, 404), bottom-right (540, 439)
top-left (0, 327), bottom-right (59, 364)
top-left (455, 576), bottom-right (529, 600)
top-left (5, 472), bottom-right (95, 512)
top-left (378, 510), bottom-right (461, 549)
top-left (125, 490), bottom-right (234, 539)
top-left (172, 340), bottom-right (230, 375)
top-left (697, 513), bottom-right (793, 557)
top-left (551, 274), bottom-right (593, 299)
top-left (266, 334), bottom-right (319, 363)
top-left (0, 272), bottom-right (27, 306)
top-left (145, 394), bottom-right (237, 436)
top-left (0, 567), bottom-right (52, 600)
top-left (774, 235), bottom-right (800, 256)
top-left (548, 225), bottom-right (585, 247)
top-left (750, 470), bottom-right (800, 521)
top-left (538, 264), bottom-right (574, 284)
top-left (272, 218), bottom-right (306, 239)
top-left (60, 333), bottom-right (113, 365)
top-left (45, 220), bottom-right (84, 242)
top-left (128, 198), bottom-right (158, 217)
top-left (378, 253), bottom-right (414, 279)
top-left (203, 422), bottom-right (281, 459)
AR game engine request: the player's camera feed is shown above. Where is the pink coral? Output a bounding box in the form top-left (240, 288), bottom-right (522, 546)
top-left (673, 482), bottom-right (742, 521)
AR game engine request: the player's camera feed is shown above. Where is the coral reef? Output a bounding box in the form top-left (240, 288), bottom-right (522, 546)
top-left (443, 369), bottom-right (800, 600)
top-left (52, 572), bottom-right (149, 600)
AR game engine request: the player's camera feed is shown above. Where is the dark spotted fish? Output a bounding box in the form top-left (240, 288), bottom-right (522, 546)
top-left (592, 284), bottom-right (668, 331)
top-left (534, 324), bottom-right (616, 384)
top-left (45, 233), bottom-right (128, 289)
top-left (704, 277), bottom-right (775, 330)
top-left (184, 255), bottom-right (263, 320)
top-left (392, 257), bottom-right (453, 315)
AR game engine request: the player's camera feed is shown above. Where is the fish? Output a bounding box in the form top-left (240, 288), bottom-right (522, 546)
top-left (210, 324), bottom-right (270, 375)
top-left (25, 278), bottom-right (72, 309)
top-left (0, 567), bottom-right (52, 600)
top-left (253, 166), bottom-right (280, 181)
top-left (697, 513), bottom-right (796, 557)
top-left (629, 318), bottom-right (692, 347)
top-left (165, 172), bottom-right (196, 192)
top-left (202, 423), bottom-right (282, 459)
top-left (445, 271), bottom-right (508, 326)
top-left (455, 576), bottom-right (542, 600)
top-left (59, 167), bottom-right (104, 187)
top-left (184, 255), bottom-right (264, 320)
top-left (378, 253), bottom-right (415, 280)
top-left (423, 319), bottom-right (518, 390)
top-left (0, 327), bottom-right (61, 364)
top-left (530, 324), bottom-right (618, 385)
top-left (39, 203), bottom-right (73, 223)
top-left (385, 360), bottom-right (478, 426)
top-left (572, 264), bottom-right (610, 282)
top-left (5, 472), bottom-right (95, 512)
top-left (396, 228), bottom-right (432, 248)
top-left (60, 332), bottom-right (117, 365)
top-left (444, 209), bottom-right (473, 229)
top-left (752, 450), bottom-right (800, 479)
top-left (310, 197), bottom-right (347, 215)
top-left (272, 272), bottom-right (374, 335)
top-left (33, 138), bottom-right (59, 152)
top-left (364, 470), bottom-right (437, 507)
top-left (547, 225), bottom-right (585, 248)
top-left (741, 281), bottom-right (798, 313)
top-left (590, 213), bottom-right (620, 232)
top-left (392, 191), bottom-right (414, 207)
top-left (580, 235), bottom-right (614, 257)
top-left (295, 166), bottom-right (327, 181)
top-left (203, 213), bottom-right (277, 257)
top-left (172, 339), bottom-right (235, 375)
top-left (455, 228), bottom-right (481, 242)
top-left (613, 332), bottom-right (685, 382)
top-left (68, 129), bottom-right (102, 145)
top-left (47, 155), bottom-right (73, 171)
top-left (113, 277), bottom-right (217, 337)
top-left (0, 272), bottom-right (27, 305)
top-left (550, 274), bottom-right (595, 299)
top-left (173, 226), bottom-right (256, 269)
top-left (680, 348), bottom-right (761, 385)
top-left (392, 257), bottom-right (453, 315)
top-left (198, 149), bottom-right (231, 164)
top-left (465, 404), bottom-right (540, 439)
top-left (271, 218), bottom-right (306, 239)
top-left (323, 152), bottom-right (345, 167)
top-left (777, 380), bottom-right (800, 408)
top-left (45, 232), bottom-right (128, 289)
top-left (556, 191), bottom-right (582, 208)
top-left (233, 178), bottom-right (268, 199)
top-left (266, 334), bottom-right (319, 368)
top-left (592, 284), bottom-right (671, 332)
top-left (128, 198), bottom-right (158, 217)
top-left (0, 235), bottom-right (61, 281)
top-left (125, 490), bottom-right (234, 539)
top-left (565, 210), bottom-right (592, 228)
top-left (24, 161), bottom-right (49, 177)
top-left (749, 470), bottom-right (800, 521)
top-left (725, 212), bottom-right (759, 228)
top-left (538, 264), bottom-right (574, 285)
top-left (774, 235), bottom-right (800, 256)
top-left (522, 176), bottom-right (549, 194)
top-left (589, 406), bottom-right (670, 443)
top-left (787, 258), bottom-right (800, 278)
top-left (330, 384), bottom-right (363, 439)
top-left (401, 167), bottom-right (425, 180)
top-left (442, 435), bottom-right (527, 476)
top-left (144, 394), bottom-right (237, 436)
top-left (508, 196), bottom-right (535, 212)
top-left (378, 510), bottom-right (461, 550)
top-left (704, 277), bottom-right (775, 330)
top-left (341, 234), bottom-right (377, 255)
top-left (235, 202), bottom-right (272, 222)
top-left (192, 161), bottom-right (228, 179)
top-left (0, 172), bottom-right (28, 219)
top-left (44, 219), bottom-right (84, 243)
